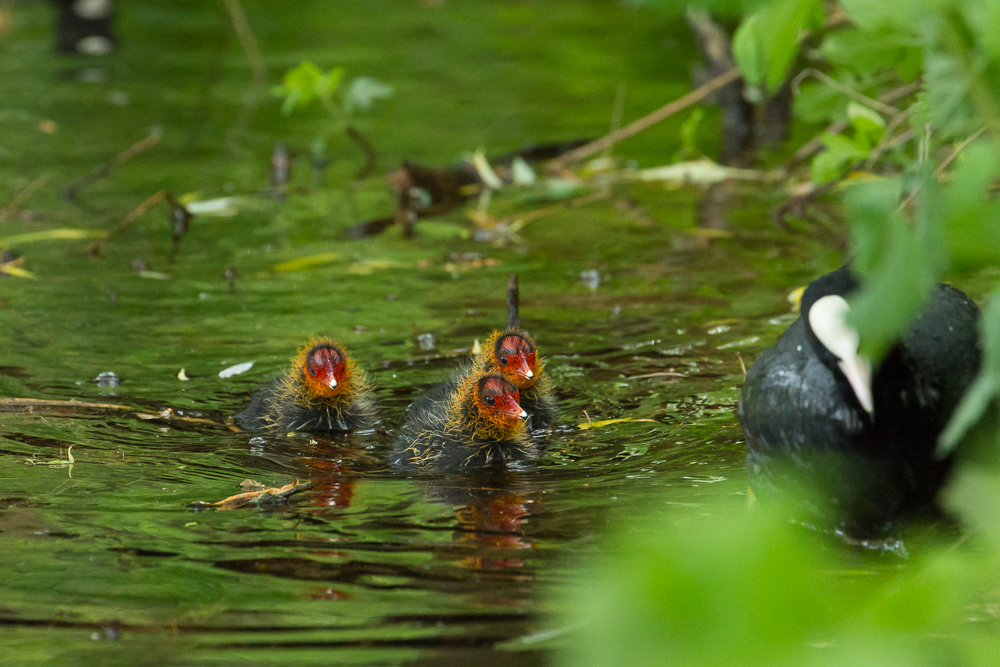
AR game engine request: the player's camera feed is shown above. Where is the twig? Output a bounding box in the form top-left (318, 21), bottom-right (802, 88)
top-left (64, 131), bottom-right (162, 209)
top-left (865, 107), bottom-right (916, 168)
top-left (601, 84), bottom-right (627, 160)
top-left (934, 126), bottom-right (987, 178)
top-left (346, 126), bottom-right (378, 180)
top-left (791, 69), bottom-right (900, 116)
top-left (0, 397), bottom-right (129, 411)
top-left (507, 273), bottom-right (520, 328)
top-left (895, 126), bottom-right (987, 213)
top-left (220, 0), bottom-right (266, 84)
top-left (4, 174), bottom-right (49, 218)
top-left (549, 67), bottom-right (743, 170)
top-left (786, 82), bottom-right (921, 169)
top-left (87, 190), bottom-right (166, 255)
top-left (509, 191), bottom-right (610, 231)
top-left (221, 0), bottom-right (266, 156)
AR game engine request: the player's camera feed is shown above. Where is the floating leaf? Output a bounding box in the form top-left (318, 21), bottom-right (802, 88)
top-left (342, 76), bottom-right (394, 114)
top-left (136, 270), bottom-right (170, 280)
top-left (0, 228), bottom-right (106, 248)
top-left (189, 479), bottom-right (313, 511)
top-left (578, 417), bottom-right (657, 430)
top-left (185, 197), bottom-right (238, 217)
top-left (0, 263), bottom-right (35, 279)
top-left (272, 253), bottom-right (340, 272)
top-left (219, 361), bottom-right (254, 378)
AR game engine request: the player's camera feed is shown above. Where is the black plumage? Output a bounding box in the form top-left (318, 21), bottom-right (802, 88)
top-left (739, 266), bottom-right (981, 534)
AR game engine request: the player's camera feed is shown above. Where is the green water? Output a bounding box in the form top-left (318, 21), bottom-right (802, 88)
top-left (0, 1), bottom-right (948, 665)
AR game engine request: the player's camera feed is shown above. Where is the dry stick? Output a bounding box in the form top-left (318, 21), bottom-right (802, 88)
top-left (346, 126), bottom-right (378, 180)
top-left (65, 131), bottom-right (162, 207)
top-left (4, 174), bottom-right (49, 218)
top-left (220, 0), bottom-right (266, 84)
top-left (895, 126), bottom-right (988, 214)
top-left (0, 397), bottom-right (129, 411)
top-left (507, 273), bottom-right (520, 329)
top-left (601, 84), bottom-right (627, 160)
top-left (791, 69), bottom-right (901, 116)
top-left (549, 67), bottom-right (743, 170)
top-left (509, 190), bottom-right (610, 230)
top-left (86, 190), bottom-right (166, 254)
top-left (221, 0), bottom-right (266, 155)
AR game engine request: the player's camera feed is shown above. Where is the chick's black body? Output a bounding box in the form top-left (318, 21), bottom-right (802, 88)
top-left (393, 377), bottom-right (537, 471)
top-left (236, 340), bottom-right (376, 433)
top-left (739, 268), bottom-right (980, 534)
top-left (237, 377), bottom-right (375, 432)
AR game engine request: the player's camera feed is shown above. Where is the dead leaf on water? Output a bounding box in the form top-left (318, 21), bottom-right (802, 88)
top-left (189, 479), bottom-right (313, 511)
top-left (0, 259), bottom-right (35, 279)
top-left (219, 361), bottom-right (253, 378)
top-left (703, 318), bottom-right (740, 327)
top-left (272, 252), bottom-right (340, 272)
top-left (0, 228), bottom-right (106, 248)
top-left (136, 270), bottom-right (171, 280)
top-left (135, 407), bottom-right (217, 425)
top-left (687, 228), bottom-right (732, 239)
top-left (348, 260), bottom-right (407, 275)
top-left (577, 417), bottom-right (657, 430)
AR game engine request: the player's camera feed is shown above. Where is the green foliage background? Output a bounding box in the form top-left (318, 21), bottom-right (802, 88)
top-left (560, 1), bottom-right (1000, 664)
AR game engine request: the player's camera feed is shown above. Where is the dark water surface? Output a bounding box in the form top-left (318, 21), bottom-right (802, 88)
top-left (2, 2), bottom-right (979, 665)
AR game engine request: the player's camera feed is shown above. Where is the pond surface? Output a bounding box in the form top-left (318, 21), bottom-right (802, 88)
top-left (2, 2), bottom-right (985, 665)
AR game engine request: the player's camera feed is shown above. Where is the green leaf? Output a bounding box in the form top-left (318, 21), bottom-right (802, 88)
top-left (273, 62), bottom-right (343, 115)
top-left (819, 26), bottom-right (923, 79)
top-left (845, 174), bottom-right (940, 362)
top-left (847, 176), bottom-right (904, 274)
top-left (941, 142), bottom-right (1000, 271)
top-left (847, 101), bottom-right (886, 150)
top-left (733, 0), bottom-right (823, 93)
top-left (793, 80), bottom-right (850, 124)
top-left (910, 53), bottom-right (979, 140)
top-left (811, 133), bottom-right (867, 183)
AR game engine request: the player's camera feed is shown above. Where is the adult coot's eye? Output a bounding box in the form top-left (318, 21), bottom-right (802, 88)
top-left (484, 395), bottom-right (496, 406)
top-left (499, 356), bottom-right (508, 366)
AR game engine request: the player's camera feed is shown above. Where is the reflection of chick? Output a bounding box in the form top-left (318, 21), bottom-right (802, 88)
top-left (478, 328), bottom-right (556, 431)
top-left (237, 338), bottom-right (376, 432)
top-left (394, 374), bottom-right (534, 470)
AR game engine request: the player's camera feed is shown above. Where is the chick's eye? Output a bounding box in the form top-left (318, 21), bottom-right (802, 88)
top-left (499, 356), bottom-right (508, 366)
top-left (484, 395), bottom-right (496, 406)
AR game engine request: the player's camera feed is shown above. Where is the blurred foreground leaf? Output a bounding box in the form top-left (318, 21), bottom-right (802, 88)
top-left (557, 501), bottom-right (985, 667)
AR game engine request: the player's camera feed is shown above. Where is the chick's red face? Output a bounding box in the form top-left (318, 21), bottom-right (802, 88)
top-left (494, 335), bottom-right (537, 385)
top-left (477, 376), bottom-right (526, 422)
top-left (305, 345), bottom-right (346, 392)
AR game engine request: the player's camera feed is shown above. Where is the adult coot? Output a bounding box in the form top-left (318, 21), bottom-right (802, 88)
top-left (738, 266), bottom-right (981, 534)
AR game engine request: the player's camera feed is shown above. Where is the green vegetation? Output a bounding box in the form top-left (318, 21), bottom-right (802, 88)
top-left (558, 1), bottom-right (1000, 664)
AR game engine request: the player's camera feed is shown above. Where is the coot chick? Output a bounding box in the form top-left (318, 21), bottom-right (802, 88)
top-left (738, 266), bottom-right (980, 534)
top-left (410, 327), bottom-right (556, 433)
top-left (480, 328), bottom-right (556, 431)
top-left (394, 373), bottom-right (534, 470)
top-left (237, 337), bottom-right (376, 432)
